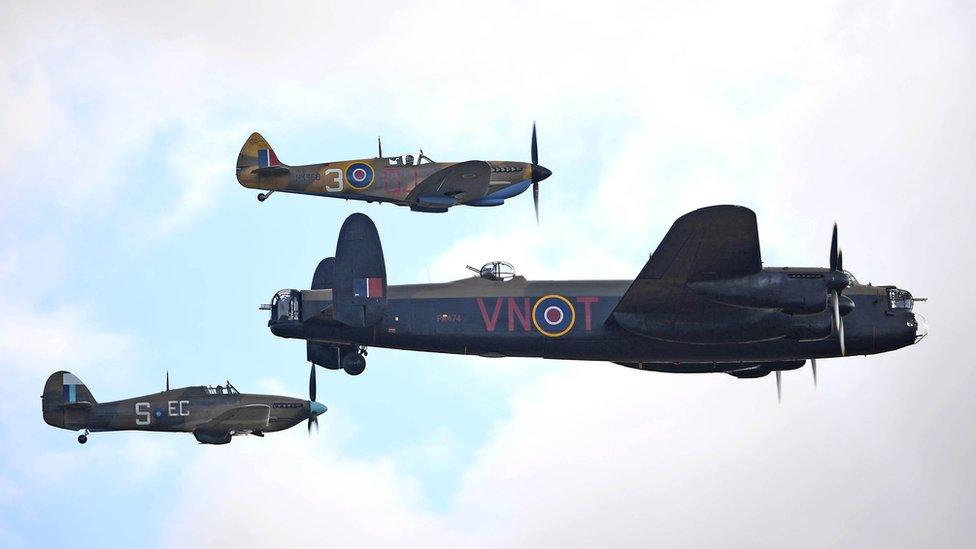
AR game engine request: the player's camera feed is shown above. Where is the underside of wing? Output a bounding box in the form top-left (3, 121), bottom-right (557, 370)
top-left (406, 161), bottom-right (492, 209)
top-left (201, 404), bottom-right (271, 432)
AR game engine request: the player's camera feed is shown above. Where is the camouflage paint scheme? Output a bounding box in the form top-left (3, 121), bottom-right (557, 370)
top-left (42, 372), bottom-right (326, 444)
top-left (265, 207), bottom-right (927, 378)
top-left (236, 132), bottom-right (551, 212)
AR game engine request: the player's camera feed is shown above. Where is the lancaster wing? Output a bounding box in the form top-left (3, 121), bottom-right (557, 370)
top-left (613, 205), bottom-right (761, 315)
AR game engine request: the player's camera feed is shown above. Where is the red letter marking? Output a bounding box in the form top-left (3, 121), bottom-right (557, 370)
top-left (576, 296), bottom-right (600, 330)
top-left (477, 298), bottom-right (504, 332)
top-left (508, 297), bottom-right (532, 331)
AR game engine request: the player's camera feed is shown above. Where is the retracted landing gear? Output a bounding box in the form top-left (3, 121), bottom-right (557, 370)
top-left (77, 430), bottom-right (89, 444)
top-left (257, 190), bottom-right (275, 202)
top-left (341, 346), bottom-right (368, 376)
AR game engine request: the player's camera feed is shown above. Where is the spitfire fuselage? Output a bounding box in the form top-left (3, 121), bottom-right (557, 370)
top-left (237, 157), bottom-right (538, 208)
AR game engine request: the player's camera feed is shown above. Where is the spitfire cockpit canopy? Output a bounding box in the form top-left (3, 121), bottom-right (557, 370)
top-left (467, 261), bottom-right (516, 282)
top-left (386, 151), bottom-right (434, 166)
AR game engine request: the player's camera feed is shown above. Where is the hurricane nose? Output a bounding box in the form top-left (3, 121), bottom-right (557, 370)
top-left (533, 165), bottom-right (552, 182)
top-left (913, 313), bottom-right (928, 343)
top-left (309, 401), bottom-right (327, 416)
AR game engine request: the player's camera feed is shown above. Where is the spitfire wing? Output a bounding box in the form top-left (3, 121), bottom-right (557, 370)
top-left (406, 161), bottom-right (492, 206)
top-left (201, 404), bottom-right (271, 431)
top-left (614, 205), bottom-right (761, 314)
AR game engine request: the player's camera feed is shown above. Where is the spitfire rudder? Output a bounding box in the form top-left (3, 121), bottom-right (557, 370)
top-left (236, 132), bottom-right (289, 189)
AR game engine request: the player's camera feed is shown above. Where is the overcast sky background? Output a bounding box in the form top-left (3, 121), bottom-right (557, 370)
top-left (1, 1), bottom-right (974, 547)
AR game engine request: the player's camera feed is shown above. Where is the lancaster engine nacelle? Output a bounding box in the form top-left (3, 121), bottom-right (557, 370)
top-left (688, 269), bottom-right (850, 314)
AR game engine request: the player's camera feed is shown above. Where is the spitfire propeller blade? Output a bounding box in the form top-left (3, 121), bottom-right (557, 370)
top-left (533, 182), bottom-right (539, 224)
top-left (531, 123), bottom-right (539, 166)
top-left (811, 358), bottom-right (818, 388)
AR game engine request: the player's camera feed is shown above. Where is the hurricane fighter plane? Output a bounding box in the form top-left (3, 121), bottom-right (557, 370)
top-left (262, 207), bottom-right (927, 397)
top-left (236, 126), bottom-right (552, 219)
top-left (42, 369), bottom-right (327, 444)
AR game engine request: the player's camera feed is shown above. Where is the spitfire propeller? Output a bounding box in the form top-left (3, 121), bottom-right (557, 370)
top-left (530, 123), bottom-right (552, 224)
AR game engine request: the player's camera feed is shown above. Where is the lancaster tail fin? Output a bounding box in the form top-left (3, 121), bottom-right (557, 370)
top-left (332, 213), bottom-right (387, 328)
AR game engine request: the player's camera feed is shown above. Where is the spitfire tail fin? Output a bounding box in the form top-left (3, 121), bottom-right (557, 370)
top-left (42, 371), bottom-right (96, 428)
top-left (236, 132), bottom-right (290, 187)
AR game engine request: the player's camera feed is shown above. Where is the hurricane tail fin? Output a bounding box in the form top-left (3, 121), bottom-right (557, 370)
top-left (42, 371), bottom-right (96, 428)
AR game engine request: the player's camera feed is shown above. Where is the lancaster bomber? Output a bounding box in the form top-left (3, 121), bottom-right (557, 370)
top-left (262, 206), bottom-right (927, 396)
top-left (236, 126), bottom-right (552, 219)
top-left (42, 370), bottom-right (327, 444)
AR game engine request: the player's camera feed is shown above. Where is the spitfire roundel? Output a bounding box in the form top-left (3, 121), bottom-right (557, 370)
top-left (346, 163), bottom-right (374, 190)
top-left (532, 295), bottom-right (576, 337)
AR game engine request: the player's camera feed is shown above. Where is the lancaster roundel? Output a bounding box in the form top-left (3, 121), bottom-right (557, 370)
top-left (532, 295), bottom-right (576, 337)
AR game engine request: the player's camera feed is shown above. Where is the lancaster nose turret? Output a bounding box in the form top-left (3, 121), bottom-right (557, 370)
top-left (913, 313), bottom-right (929, 343)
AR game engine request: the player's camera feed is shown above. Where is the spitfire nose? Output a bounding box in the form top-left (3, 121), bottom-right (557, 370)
top-left (913, 313), bottom-right (928, 343)
top-left (533, 165), bottom-right (552, 182)
top-left (309, 401), bottom-right (327, 416)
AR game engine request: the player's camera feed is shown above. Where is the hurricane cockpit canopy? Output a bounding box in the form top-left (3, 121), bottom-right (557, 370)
top-left (204, 381), bottom-right (239, 396)
top-left (467, 261), bottom-right (516, 282)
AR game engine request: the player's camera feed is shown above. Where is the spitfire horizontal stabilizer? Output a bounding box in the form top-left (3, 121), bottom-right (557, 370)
top-left (250, 165), bottom-right (290, 176)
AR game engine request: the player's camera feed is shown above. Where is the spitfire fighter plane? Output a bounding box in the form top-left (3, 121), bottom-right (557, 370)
top-left (262, 207), bottom-right (927, 395)
top-left (42, 370), bottom-right (327, 444)
top-left (236, 126), bottom-right (552, 218)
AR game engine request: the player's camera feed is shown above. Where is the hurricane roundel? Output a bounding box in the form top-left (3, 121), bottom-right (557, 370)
top-left (532, 295), bottom-right (576, 337)
top-left (346, 163), bottom-right (374, 189)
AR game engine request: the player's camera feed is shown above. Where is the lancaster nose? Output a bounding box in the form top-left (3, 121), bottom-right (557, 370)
top-left (913, 313), bottom-right (928, 343)
top-left (309, 401), bottom-right (327, 416)
top-left (533, 165), bottom-right (552, 182)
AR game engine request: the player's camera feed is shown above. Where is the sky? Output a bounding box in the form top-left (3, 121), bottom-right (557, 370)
top-left (1, 1), bottom-right (974, 547)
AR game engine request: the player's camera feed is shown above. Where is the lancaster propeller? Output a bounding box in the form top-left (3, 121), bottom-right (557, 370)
top-left (828, 223), bottom-right (854, 356)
